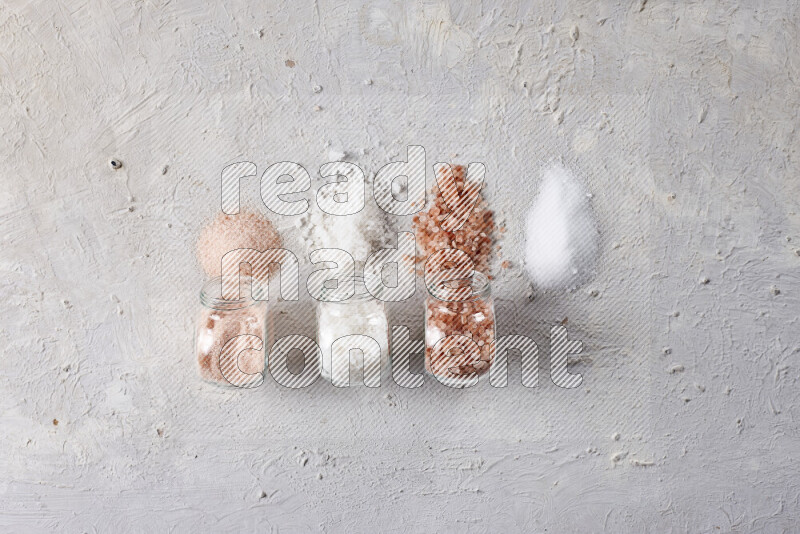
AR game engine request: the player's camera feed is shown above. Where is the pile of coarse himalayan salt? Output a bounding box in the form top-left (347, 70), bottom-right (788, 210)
top-left (524, 163), bottom-right (599, 290)
top-left (196, 209), bottom-right (282, 277)
top-left (412, 164), bottom-right (500, 276)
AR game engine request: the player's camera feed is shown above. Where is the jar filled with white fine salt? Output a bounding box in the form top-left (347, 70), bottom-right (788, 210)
top-left (316, 276), bottom-right (389, 386)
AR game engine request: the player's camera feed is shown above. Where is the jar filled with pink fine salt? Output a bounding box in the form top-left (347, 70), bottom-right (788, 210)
top-left (424, 271), bottom-right (496, 386)
top-left (195, 276), bottom-right (267, 387)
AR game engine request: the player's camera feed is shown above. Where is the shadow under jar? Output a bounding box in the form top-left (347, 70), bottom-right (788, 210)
top-left (195, 276), bottom-right (267, 387)
top-left (424, 271), bottom-right (495, 386)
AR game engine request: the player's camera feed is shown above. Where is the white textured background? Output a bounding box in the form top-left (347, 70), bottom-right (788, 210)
top-left (1, 1), bottom-right (799, 532)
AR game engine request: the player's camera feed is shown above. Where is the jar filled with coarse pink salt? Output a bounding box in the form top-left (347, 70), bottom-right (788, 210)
top-left (424, 271), bottom-right (495, 387)
top-left (195, 276), bottom-right (268, 387)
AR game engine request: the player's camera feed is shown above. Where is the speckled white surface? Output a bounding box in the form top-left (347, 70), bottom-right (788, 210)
top-left (1, 1), bottom-right (799, 532)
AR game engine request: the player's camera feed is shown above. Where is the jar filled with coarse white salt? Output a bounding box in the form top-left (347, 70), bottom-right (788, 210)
top-left (315, 276), bottom-right (389, 387)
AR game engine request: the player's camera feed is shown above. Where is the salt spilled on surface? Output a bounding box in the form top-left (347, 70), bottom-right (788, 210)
top-left (524, 163), bottom-right (599, 290)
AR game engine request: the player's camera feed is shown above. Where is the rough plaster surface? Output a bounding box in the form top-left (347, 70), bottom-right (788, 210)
top-left (1, 1), bottom-right (799, 532)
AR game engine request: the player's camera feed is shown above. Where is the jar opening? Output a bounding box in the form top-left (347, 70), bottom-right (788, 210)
top-left (427, 270), bottom-right (490, 301)
top-left (200, 276), bottom-right (261, 310)
top-left (317, 275), bottom-right (378, 302)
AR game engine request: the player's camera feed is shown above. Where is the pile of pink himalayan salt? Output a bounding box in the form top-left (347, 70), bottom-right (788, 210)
top-left (412, 164), bottom-right (501, 276)
top-left (196, 210), bottom-right (282, 277)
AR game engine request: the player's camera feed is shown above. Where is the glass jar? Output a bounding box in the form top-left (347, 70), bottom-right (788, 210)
top-left (196, 276), bottom-right (268, 387)
top-left (425, 271), bottom-right (495, 384)
top-left (316, 276), bottom-right (390, 386)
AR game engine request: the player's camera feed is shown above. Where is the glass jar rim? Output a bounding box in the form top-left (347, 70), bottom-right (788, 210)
top-left (317, 274), bottom-right (381, 303)
top-left (427, 270), bottom-right (491, 301)
top-left (200, 276), bottom-right (261, 310)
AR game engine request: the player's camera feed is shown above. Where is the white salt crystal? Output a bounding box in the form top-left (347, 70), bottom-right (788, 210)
top-left (327, 148), bottom-right (347, 161)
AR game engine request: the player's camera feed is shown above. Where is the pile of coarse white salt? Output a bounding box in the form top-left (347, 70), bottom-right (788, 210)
top-left (524, 163), bottom-right (599, 290)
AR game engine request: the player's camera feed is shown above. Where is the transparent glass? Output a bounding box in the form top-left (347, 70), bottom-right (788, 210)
top-left (424, 271), bottom-right (495, 383)
top-left (195, 276), bottom-right (268, 386)
top-left (316, 276), bottom-right (390, 384)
